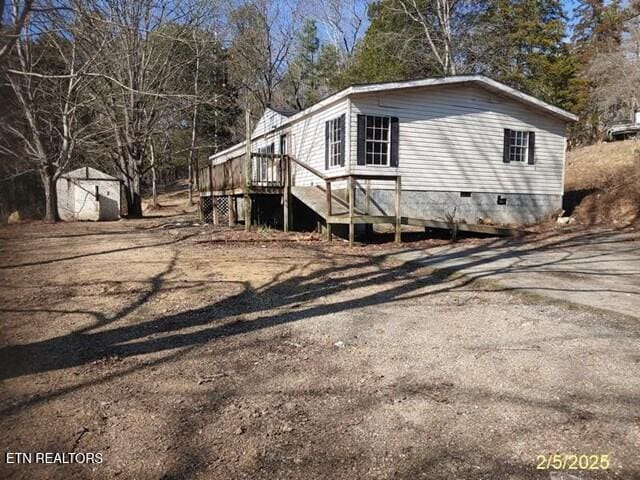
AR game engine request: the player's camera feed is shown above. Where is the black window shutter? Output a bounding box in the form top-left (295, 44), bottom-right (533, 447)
top-left (357, 114), bottom-right (366, 166)
top-left (339, 114), bottom-right (346, 167)
top-left (528, 131), bottom-right (536, 164)
top-left (390, 116), bottom-right (399, 167)
top-left (503, 129), bottom-right (511, 163)
top-left (324, 120), bottom-right (330, 170)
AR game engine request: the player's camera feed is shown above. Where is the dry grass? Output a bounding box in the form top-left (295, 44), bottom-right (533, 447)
top-left (565, 139), bottom-right (640, 226)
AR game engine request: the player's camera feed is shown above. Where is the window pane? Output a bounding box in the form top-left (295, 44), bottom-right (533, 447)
top-left (507, 129), bottom-right (529, 162)
top-left (362, 116), bottom-right (391, 166)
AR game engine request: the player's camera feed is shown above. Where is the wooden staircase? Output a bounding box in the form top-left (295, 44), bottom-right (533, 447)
top-left (291, 186), bottom-right (365, 220)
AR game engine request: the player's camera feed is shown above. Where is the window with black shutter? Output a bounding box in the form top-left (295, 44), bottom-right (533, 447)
top-left (325, 114), bottom-right (346, 169)
top-left (503, 129), bottom-right (536, 164)
top-left (356, 114), bottom-right (399, 166)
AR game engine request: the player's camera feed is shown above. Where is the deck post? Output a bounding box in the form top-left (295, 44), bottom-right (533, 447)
top-left (283, 156), bottom-right (290, 232)
top-left (228, 195), bottom-right (235, 226)
top-left (365, 179), bottom-right (373, 237)
top-left (365, 179), bottom-right (371, 214)
top-left (325, 180), bottom-right (332, 241)
top-left (213, 197), bottom-right (219, 225)
top-left (244, 108), bottom-right (252, 231)
top-left (348, 176), bottom-right (354, 247)
top-left (395, 176), bottom-right (401, 244)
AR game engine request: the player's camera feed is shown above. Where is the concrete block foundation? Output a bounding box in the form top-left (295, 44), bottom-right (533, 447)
top-left (353, 188), bottom-right (562, 226)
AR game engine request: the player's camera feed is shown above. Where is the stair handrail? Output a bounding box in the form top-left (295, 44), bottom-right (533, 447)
top-left (285, 154), bottom-right (326, 181)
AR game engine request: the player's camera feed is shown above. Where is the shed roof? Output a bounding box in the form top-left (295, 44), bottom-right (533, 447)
top-left (61, 166), bottom-right (121, 181)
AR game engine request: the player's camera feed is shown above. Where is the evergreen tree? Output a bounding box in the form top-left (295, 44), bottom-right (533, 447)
top-left (316, 44), bottom-right (343, 94)
top-left (283, 19), bottom-right (321, 110)
top-left (476, 0), bottom-right (566, 99)
top-left (339, 1), bottom-right (427, 85)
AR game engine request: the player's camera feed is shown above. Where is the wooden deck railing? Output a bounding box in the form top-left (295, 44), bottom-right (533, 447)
top-left (199, 153), bottom-right (400, 245)
top-left (251, 153), bottom-right (283, 187)
top-left (198, 153), bottom-right (285, 194)
top-left (287, 155), bottom-right (401, 245)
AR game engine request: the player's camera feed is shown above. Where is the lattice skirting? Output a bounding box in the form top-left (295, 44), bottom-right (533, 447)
top-left (216, 196), bottom-right (229, 217)
top-left (200, 196), bottom-right (232, 224)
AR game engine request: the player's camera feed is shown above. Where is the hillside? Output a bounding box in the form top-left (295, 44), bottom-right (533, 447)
top-left (565, 139), bottom-right (640, 226)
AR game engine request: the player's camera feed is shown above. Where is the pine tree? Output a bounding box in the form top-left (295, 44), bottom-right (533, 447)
top-left (339, 0), bottom-right (431, 85)
top-left (476, 0), bottom-right (567, 100)
top-left (283, 19), bottom-right (321, 110)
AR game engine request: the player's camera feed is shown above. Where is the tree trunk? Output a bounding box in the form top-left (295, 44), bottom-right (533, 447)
top-left (150, 139), bottom-right (158, 208)
top-left (128, 171), bottom-right (143, 217)
top-left (188, 33), bottom-right (201, 206)
top-left (121, 157), bottom-right (143, 218)
top-left (42, 171), bottom-right (59, 222)
top-left (188, 161), bottom-right (193, 205)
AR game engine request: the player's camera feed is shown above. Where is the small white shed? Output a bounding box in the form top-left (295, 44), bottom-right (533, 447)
top-left (57, 167), bottom-right (121, 221)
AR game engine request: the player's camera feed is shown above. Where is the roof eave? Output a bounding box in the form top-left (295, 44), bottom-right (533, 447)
top-left (349, 75), bottom-right (578, 123)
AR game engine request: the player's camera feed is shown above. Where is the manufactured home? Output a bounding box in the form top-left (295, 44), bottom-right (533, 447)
top-left (200, 75), bottom-right (577, 243)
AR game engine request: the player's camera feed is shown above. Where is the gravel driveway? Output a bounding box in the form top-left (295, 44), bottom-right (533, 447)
top-left (390, 227), bottom-right (640, 319)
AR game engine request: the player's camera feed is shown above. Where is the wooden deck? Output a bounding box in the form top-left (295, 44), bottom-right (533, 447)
top-left (198, 153), bottom-right (285, 196)
top-left (200, 152), bottom-right (521, 244)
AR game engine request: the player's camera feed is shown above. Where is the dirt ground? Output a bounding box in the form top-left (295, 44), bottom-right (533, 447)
top-left (1, 207), bottom-right (639, 479)
top-left (565, 139), bottom-right (640, 226)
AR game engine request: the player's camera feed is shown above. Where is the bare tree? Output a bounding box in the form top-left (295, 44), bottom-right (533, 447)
top-left (226, 0), bottom-right (301, 110)
top-left (71, 0), bottom-right (203, 216)
top-left (317, 0), bottom-right (368, 56)
top-left (587, 16), bottom-right (640, 128)
top-left (393, 0), bottom-right (458, 75)
top-left (0, 0), bottom-right (34, 65)
top-left (3, 4), bottom-right (98, 221)
top-left (186, 28), bottom-right (204, 205)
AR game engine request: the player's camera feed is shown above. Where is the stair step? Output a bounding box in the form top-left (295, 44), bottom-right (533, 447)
top-left (291, 186), bottom-right (366, 219)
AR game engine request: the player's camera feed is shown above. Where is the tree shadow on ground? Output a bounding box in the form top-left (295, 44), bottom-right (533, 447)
top-left (1, 225), bottom-right (639, 479)
top-left (1, 227), bottom-right (638, 387)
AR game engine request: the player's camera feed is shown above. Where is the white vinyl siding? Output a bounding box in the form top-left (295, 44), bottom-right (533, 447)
top-left (252, 108), bottom-right (289, 137)
top-left (350, 84), bottom-right (566, 195)
top-left (288, 99), bottom-right (349, 187)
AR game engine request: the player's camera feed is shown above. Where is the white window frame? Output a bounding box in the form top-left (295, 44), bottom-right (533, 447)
top-left (328, 117), bottom-right (342, 167)
top-left (364, 115), bottom-right (391, 166)
top-left (508, 130), bottom-right (529, 163)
